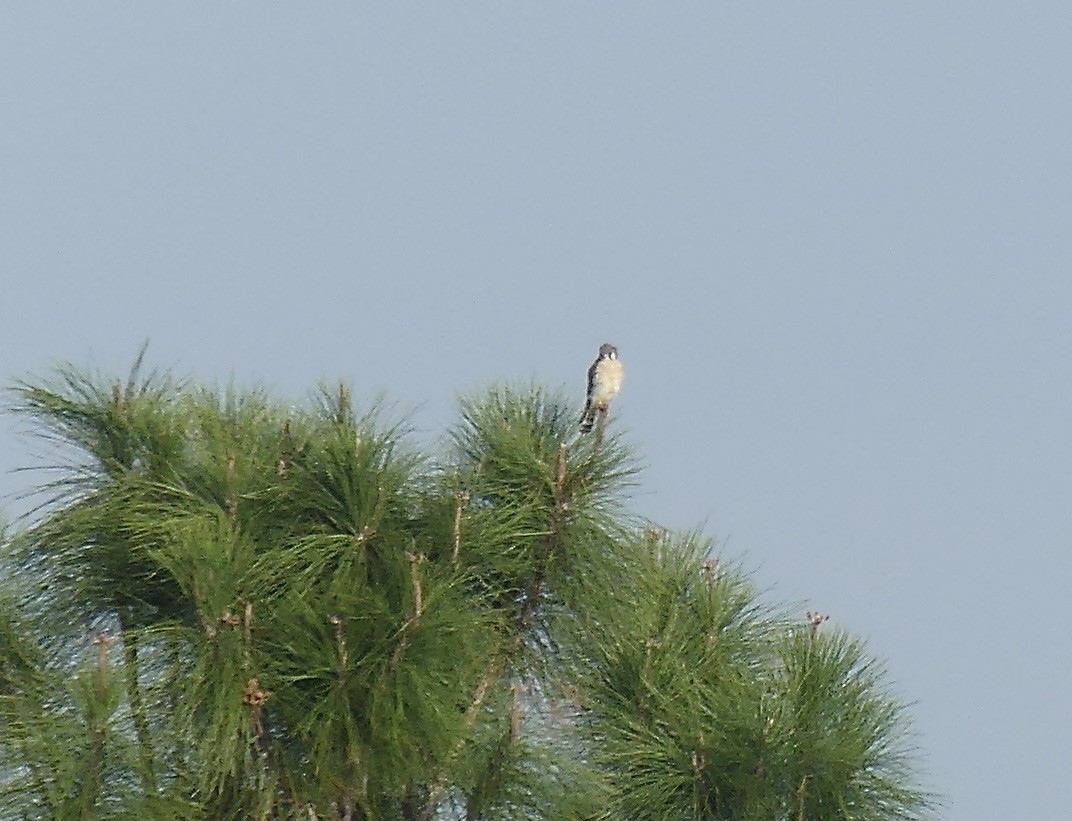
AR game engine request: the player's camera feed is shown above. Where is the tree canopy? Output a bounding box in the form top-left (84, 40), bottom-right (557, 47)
top-left (0, 354), bottom-right (934, 819)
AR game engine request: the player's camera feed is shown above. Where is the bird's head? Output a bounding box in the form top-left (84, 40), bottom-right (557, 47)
top-left (598, 343), bottom-right (618, 360)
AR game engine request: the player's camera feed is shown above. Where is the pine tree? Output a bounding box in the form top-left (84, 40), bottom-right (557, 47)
top-left (0, 354), bottom-right (934, 819)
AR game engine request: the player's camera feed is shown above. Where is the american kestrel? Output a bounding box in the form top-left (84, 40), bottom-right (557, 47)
top-left (579, 343), bottom-right (624, 433)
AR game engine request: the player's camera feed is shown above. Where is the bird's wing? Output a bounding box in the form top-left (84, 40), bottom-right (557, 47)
top-left (585, 358), bottom-right (599, 401)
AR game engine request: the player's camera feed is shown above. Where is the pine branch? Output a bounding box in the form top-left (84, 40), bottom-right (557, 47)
top-left (1, 362), bottom-right (936, 819)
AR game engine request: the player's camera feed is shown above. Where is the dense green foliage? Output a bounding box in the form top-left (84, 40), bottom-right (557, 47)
top-left (0, 355), bottom-right (933, 819)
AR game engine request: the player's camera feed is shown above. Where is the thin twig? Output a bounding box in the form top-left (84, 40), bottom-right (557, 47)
top-left (81, 631), bottom-right (112, 815)
top-left (451, 491), bottom-right (467, 564)
top-left (243, 601), bottom-right (254, 669)
top-left (193, 576), bottom-right (217, 638)
top-left (693, 747), bottom-right (707, 817)
top-left (424, 661), bottom-right (503, 813)
top-left (392, 552), bottom-right (425, 668)
top-left (593, 405), bottom-right (613, 451)
top-left (330, 616), bottom-right (348, 686)
top-left (394, 548), bottom-right (426, 673)
top-left (356, 486), bottom-right (386, 543)
top-left (516, 444), bottom-right (569, 632)
top-left (122, 625), bottom-right (157, 793)
top-left (93, 631), bottom-right (110, 707)
top-left (796, 774), bottom-right (809, 821)
top-left (509, 682), bottom-right (523, 744)
top-left (226, 450), bottom-right (238, 519)
top-left (407, 551), bottom-right (424, 622)
top-left (278, 419), bottom-right (292, 478)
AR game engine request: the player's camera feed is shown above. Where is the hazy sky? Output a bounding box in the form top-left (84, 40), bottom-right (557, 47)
top-left (3, 5), bottom-right (1070, 817)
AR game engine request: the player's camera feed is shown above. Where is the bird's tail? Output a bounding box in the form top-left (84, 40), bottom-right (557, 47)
top-left (579, 402), bottom-right (597, 433)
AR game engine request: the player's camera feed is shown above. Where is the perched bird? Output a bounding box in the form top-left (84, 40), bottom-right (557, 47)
top-left (580, 343), bottom-right (625, 433)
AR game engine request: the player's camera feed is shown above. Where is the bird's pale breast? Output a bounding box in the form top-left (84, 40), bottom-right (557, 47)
top-left (592, 359), bottom-right (624, 406)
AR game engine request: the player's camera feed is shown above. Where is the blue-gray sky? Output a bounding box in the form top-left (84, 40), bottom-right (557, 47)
top-left (3, 5), bottom-right (1070, 817)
